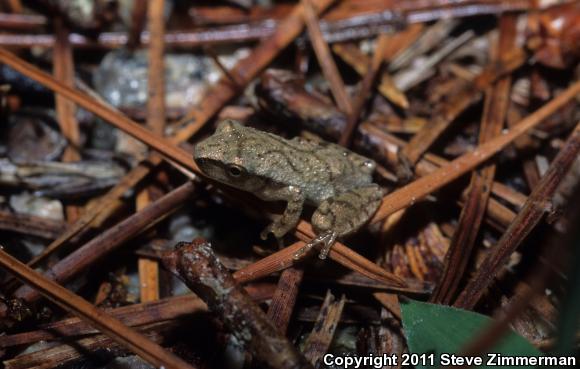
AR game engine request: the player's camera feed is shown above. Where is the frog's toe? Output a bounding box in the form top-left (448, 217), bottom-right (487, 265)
top-left (317, 231), bottom-right (338, 260)
top-left (259, 227), bottom-right (270, 240)
top-left (292, 231), bottom-right (338, 260)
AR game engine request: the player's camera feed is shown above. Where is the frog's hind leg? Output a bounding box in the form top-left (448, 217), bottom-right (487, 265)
top-left (295, 184), bottom-right (383, 260)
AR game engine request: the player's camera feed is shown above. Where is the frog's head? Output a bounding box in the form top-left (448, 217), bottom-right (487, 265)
top-left (194, 120), bottom-right (257, 189)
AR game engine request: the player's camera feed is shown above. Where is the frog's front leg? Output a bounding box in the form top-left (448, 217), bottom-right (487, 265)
top-left (259, 185), bottom-right (305, 242)
top-left (294, 184), bottom-right (383, 260)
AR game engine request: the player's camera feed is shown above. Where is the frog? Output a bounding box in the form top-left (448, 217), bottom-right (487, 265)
top-left (194, 119), bottom-right (384, 259)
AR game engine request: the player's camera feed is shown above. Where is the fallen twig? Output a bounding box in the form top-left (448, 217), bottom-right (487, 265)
top-left (455, 121), bottom-right (580, 309)
top-left (0, 248), bottom-right (196, 369)
top-left (163, 239), bottom-right (314, 369)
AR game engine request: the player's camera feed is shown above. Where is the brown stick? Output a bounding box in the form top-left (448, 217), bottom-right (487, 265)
top-left (302, 291), bottom-right (346, 365)
top-left (370, 81), bottom-right (580, 224)
top-left (267, 267), bottom-right (304, 334)
top-left (295, 222), bottom-right (408, 287)
top-left (333, 41), bottom-right (409, 110)
top-left (431, 14), bottom-right (517, 304)
top-left (302, 0), bottom-right (352, 115)
top-left (137, 207), bottom-right (161, 302)
top-left (53, 19), bottom-right (80, 162)
top-left (339, 33), bottom-right (389, 147)
top-left (0, 249), bottom-right (196, 369)
top-left (162, 239), bottom-right (314, 369)
top-left (454, 122), bottom-right (580, 309)
top-left (5, 0), bottom-right (25, 14)
top-left (454, 186), bottom-right (580, 363)
top-left (12, 182), bottom-right (197, 304)
top-left (53, 18), bottom-right (81, 222)
top-left (0, 285), bottom-right (276, 348)
top-left (0, 12), bottom-right (44, 29)
top-left (0, 294), bottom-right (203, 348)
top-left (0, 211), bottom-right (65, 239)
top-left (146, 0), bottom-right (166, 136)
top-left (4, 322), bottom-right (173, 369)
top-left (26, 159), bottom-right (161, 268)
top-left (138, 0), bottom-right (167, 303)
top-left (0, 47), bottom-right (196, 173)
top-left (232, 240), bottom-right (426, 294)
top-left (127, 0), bottom-right (148, 49)
top-left (177, 0), bottom-right (336, 128)
top-left (400, 49), bottom-right (525, 166)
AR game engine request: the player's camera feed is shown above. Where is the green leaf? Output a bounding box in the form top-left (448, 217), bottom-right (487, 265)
top-left (401, 299), bottom-right (543, 369)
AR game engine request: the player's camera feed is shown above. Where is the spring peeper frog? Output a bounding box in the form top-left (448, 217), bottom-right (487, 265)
top-left (194, 120), bottom-right (383, 259)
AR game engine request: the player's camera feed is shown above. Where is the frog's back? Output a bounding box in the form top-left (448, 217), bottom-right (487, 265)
top-left (200, 121), bottom-right (376, 202)
top-left (242, 130), bottom-right (375, 199)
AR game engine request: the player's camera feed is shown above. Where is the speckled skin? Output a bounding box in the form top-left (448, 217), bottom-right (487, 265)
top-left (194, 120), bottom-right (383, 259)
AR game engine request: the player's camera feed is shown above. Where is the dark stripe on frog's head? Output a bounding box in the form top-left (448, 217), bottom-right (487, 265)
top-left (193, 120), bottom-right (274, 192)
top-left (194, 120), bottom-right (244, 163)
top-left (215, 119), bottom-right (243, 134)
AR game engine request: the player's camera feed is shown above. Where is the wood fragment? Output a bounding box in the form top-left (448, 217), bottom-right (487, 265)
top-left (373, 292), bottom-right (401, 320)
top-left (177, 0), bottom-right (337, 128)
top-left (53, 19), bottom-right (80, 162)
top-left (146, 0), bottom-right (166, 136)
top-left (137, 0), bottom-right (167, 303)
top-left (11, 182), bottom-right (197, 305)
top-left (4, 323), bottom-right (173, 369)
top-left (400, 48), bottom-right (526, 166)
top-left (370, 81), bottom-right (580, 224)
top-left (6, 0), bottom-right (23, 13)
top-left (455, 122), bottom-right (580, 309)
top-left (302, 291), bottom-right (346, 365)
top-left (402, 0), bottom-right (531, 23)
top-left (267, 267), bottom-right (304, 334)
top-left (162, 239), bottom-right (314, 369)
top-left (0, 286), bottom-right (276, 348)
top-left (333, 41), bottom-right (409, 110)
top-left (138, 254), bottom-right (160, 303)
top-left (431, 14), bottom-right (517, 304)
top-left (0, 48), bottom-right (196, 172)
top-left (53, 17), bottom-right (81, 221)
top-left (0, 13), bottom-right (394, 50)
top-left (0, 210), bottom-right (66, 239)
top-left (27, 159), bottom-right (160, 268)
top-left (302, 0), bottom-right (352, 115)
top-left (127, 0), bottom-right (148, 49)
top-left (0, 249), bottom-right (196, 369)
top-left (389, 19), bottom-right (456, 71)
top-left (394, 30), bottom-right (475, 92)
top-left (455, 187), bottom-right (580, 359)
top-left (190, 1), bottom-right (533, 26)
top-left (339, 33), bottom-right (390, 147)
top-left (0, 11), bottom-right (45, 29)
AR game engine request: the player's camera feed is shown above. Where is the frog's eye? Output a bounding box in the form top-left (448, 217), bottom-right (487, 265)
top-left (227, 164), bottom-right (244, 177)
